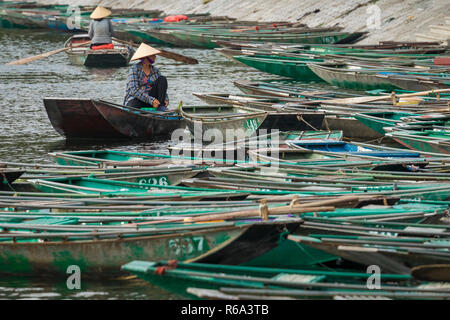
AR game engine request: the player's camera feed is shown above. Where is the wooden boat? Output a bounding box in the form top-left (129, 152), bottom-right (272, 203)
top-left (168, 130), bottom-right (343, 161)
top-left (288, 140), bottom-right (421, 158)
top-left (233, 80), bottom-right (357, 100)
top-left (182, 103), bottom-right (325, 133)
top-left (233, 55), bottom-right (326, 81)
top-left (289, 219), bottom-right (450, 274)
top-left (206, 164), bottom-right (450, 189)
top-left (387, 129), bottom-right (450, 155)
top-left (43, 98), bottom-right (121, 139)
top-left (126, 27), bottom-right (174, 46)
top-left (307, 63), bottom-right (401, 91)
top-left (43, 98), bottom-right (185, 140)
top-left (122, 260), bottom-right (413, 299)
top-left (0, 169), bottom-right (24, 190)
top-left (92, 100), bottom-right (186, 139)
top-left (0, 216), bottom-right (300, 276)
top-left (64, 34), bottom-right (134, 67)
top-left (20, 165), bottom-right (205, 187)
top-left (246, 147), bottom-right (429, 171)
top-left (378, 73), bottom-right (450, 91)
top-left (354, 112), bottom-right (417, 135)
top-left (180, 105), bottom-right (268, 141)
top-left (28, 176), bottom-right (247, 199)
top-left (187, 284), bottom-right (450, 300)
top-left (156, 30), bottom-right (365, 49)
top-left (49, 150), bottom-right (183, 167)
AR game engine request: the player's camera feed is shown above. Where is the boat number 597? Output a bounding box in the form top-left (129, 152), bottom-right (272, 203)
top-left (168, 236), bottom-right (205, 256)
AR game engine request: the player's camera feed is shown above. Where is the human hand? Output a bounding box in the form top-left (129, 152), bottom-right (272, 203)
top-left (152, 99), bottom-right (160, 108)
top-left (165, 100), bottom-right (169, 107)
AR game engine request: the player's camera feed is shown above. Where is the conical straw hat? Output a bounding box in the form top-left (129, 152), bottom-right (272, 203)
top-left (130, 43), bottom-right (162, 61)
top-left (90, 6), bottom-right (112, 19)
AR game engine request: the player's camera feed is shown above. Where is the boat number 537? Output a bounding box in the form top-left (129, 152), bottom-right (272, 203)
top-left (168, 236), bottom-right (205, 256)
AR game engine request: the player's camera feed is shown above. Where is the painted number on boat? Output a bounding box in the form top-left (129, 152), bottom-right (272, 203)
top-left (368, 224), bottom-right (398, 237)
top-left (244, 118), bottom-right (260, 133)
top-left (137, 176), bottom-right (169, 186)
top-left (168, 236), bottom-right (206, 257)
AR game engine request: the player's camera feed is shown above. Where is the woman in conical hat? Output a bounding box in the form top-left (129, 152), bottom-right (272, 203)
top-left (88, 6), bottom-right (114, 48)
top-left (123, 43), bottom-right (169, 111)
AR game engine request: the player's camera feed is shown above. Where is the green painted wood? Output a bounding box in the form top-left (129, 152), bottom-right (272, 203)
top-left (234, 55), bottom-right (325, 81)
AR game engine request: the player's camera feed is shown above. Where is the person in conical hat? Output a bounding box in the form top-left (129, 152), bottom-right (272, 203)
top-left (123, 43), bottom-right (169, 111)
top-left (88, 6), bottom-right (114, 48)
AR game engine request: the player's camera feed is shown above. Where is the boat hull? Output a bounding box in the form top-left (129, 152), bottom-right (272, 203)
top-left (43, 98), bottom-right (124, 139)
top-left (234, 56), bottom-right (324, 81)
top-left (308, 64), bottom-right (400, 91)
top-left (0, 222), bottom-right (300, 276)
top-left (92, 100), bottom-right (187, 139)
top-left (0, 170), bottom-right (24, 190)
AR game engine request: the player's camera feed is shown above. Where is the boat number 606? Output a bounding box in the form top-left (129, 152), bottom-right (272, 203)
top-left (137, 176), bottom-right (168, 186)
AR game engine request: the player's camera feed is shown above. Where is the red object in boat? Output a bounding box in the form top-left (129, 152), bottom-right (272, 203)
top-left (434, 56), bottom-right (450, 65)
top-left (164, 15), bottom-right (188, 22)
top-left (91, 43), bottom-right (115, 50)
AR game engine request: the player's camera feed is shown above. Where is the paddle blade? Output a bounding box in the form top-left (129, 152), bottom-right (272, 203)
top-left (411, 264), bottom-right (450, 282)
top-left (111, 37), bottom-right (197, 65)
top-left (159, 49), bottom-right (198, 65)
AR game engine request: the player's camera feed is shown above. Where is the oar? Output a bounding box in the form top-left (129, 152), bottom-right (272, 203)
top-left (5, 41), bottom-right (91, 66)
top-left (112, 37), bottom-right (198, 65)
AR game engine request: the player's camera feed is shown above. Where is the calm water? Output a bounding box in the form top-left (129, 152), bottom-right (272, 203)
top-left (0, 28), bottom-right (347, 299)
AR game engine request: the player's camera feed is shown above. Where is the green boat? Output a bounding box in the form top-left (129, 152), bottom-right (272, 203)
top-left (233, 55), bottom-right (326, 81)
top-left (289, 218), bottom-right (450, 274)
top-left (387, 129), bottom-right (450, 155)
top-left (121, 260), bottom-right (413, 299)
top-left (307, 63), bottom-right (401, 91)
top-left (157, 30), bottom-right (365, 49)
top-left (180, 105), bottom-right (268, 142)
top-left (19, 165), bottom-right (205, 187)
top-left (354, 112), bottom-right (417, 135)
top-left (64, 35), bottom-right (134, 67)
top-left (377, 73), bottom-right (450, 91)
top-left (125, 28), bottom-right (171, 46)
top-left (28, 176), bottom-right (251, 199)
top-left (50, 150), bottom-right (189, 167)
top-left (0, 213), bottom-right (300, 276)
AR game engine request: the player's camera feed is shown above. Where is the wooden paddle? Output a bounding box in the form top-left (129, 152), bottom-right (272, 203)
top-left (411, 264), bottom-right (450, 282)
top-left (5, 41), bottom-right (91, 66)
top-left (112, 37), bottom-right (198, 65)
